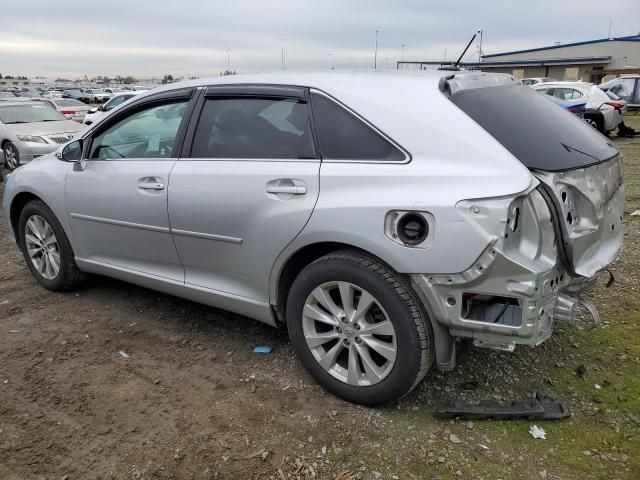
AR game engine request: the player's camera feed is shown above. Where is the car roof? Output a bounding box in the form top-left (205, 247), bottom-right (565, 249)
top-left (0, 101), bottom-right (47, 107)
top-left (533, 81), bottom-right (593, 88)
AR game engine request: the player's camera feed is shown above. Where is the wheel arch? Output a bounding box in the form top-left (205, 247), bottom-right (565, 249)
top-left (9, 191), bottom-right (45, 244)
top-left (271, 241), bottom-right (454, 369)
top-left (273, 241), bottom-right (362, 320)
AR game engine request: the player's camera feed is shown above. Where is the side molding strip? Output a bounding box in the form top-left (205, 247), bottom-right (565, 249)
top-left (69, 213), bottom-right (170, 233)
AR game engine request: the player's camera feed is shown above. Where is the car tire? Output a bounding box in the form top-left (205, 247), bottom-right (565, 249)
top-left (3, 141), bottom-right (20, 170)
top-left (585, 115), bottom-right (604, 133)
top-left (286, 249), bottom-right (434, 405)
top-left (18, 200), bottom-right (85, 291)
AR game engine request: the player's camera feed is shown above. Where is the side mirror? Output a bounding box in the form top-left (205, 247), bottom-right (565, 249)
top-left (57, 139), bottom-right (83, 162)
top-left (89, 107), bottom-right (98, 113)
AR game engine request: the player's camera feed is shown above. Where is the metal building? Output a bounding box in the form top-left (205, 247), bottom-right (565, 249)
top-left (399, 35), bottom-right (640, 82)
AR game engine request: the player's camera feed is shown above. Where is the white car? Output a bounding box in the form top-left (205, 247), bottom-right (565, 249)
top-left (83, 92), bottom-right (141, 125)
top-left (82, 88), bottom-right (111, 103)
top-left (532, 82), bottom-right (624, 133)
top-left (520, 77), bottom-right (556, 86)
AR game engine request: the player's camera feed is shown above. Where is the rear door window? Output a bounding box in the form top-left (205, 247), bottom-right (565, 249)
top-left (451, 84), bottom-right (618, 171)
top-left (310, 93), bottom-right (406, 161)
top-left (190, 97), bottom-right (316, 159)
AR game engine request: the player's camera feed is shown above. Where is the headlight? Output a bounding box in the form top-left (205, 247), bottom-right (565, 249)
top-left (16, 135), bottom-right (48, 144)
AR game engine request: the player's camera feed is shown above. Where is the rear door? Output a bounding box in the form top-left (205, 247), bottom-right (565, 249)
top-left (168, 85), bottom-right (320, 302)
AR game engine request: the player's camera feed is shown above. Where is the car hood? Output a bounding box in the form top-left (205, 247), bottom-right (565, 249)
top-left (6, 120), bottom-right (84, 136)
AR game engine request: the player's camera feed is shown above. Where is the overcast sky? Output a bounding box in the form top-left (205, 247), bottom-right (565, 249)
top-left (2, 0), bottom-right (639, 79)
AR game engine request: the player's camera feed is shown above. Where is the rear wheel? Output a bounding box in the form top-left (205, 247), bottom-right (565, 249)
top-left (18, 200), bottom-right (85, 291)
top-left (3, 141), bottom-right (19, 170)
top-left (286, 250), bottom-right (434, 405)
top-left (585, 115), bottom-right (604, 132)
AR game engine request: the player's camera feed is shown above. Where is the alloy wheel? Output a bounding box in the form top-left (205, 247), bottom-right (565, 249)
top-left (24, 215), bottom-right (60, 280)
top-left (302, 281), bottom-right (397, 386)
top-left (4, 143), bottom-right (19, 169)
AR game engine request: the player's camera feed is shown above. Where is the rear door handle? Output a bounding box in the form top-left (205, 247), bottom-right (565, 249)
top-left (266, 185), bottom-right (307, 195)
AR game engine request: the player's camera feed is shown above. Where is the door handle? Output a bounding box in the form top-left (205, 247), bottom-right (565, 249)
top-left (137, 180), bottom-right (165, 190)
top-left (266, 185), bottom-right (307, 195)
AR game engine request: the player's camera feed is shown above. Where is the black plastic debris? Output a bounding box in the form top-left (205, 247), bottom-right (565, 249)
top-left (434, 391), bottom-right (570, 421)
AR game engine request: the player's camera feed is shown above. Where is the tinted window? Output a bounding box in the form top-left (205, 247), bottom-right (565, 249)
top-left (191, 97), bottom-right (316, 159)
top-left (311, 93), bottom-right (405, 161)
top-left (90, 100), bottom-right (188, 159)
top-left (451, 84), bottom-right (618, 171)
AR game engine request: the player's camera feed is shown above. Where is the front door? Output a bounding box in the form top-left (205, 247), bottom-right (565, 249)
top-left (66, 91), bottom-right (193, 281)
top-left (168, 86), bottom-right (320, 302)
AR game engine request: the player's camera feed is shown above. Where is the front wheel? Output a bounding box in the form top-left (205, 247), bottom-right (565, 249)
top-left (3, 141), bottom-right (20, 170)
top-left (286, 250), bottom-right (434, 405)
top-left (18, 200), bottom-right (85, 291)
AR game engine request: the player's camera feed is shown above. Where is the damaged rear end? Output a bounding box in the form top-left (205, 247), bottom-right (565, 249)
top-left (415, 73), bottom-right (624, 358)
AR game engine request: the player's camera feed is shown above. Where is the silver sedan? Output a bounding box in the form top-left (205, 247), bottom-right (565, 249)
top-left (0, 101), bottom-right (84, 169)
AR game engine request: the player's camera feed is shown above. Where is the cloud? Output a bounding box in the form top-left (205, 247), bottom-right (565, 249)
top-left (2, 0), bottom-right (638, 78)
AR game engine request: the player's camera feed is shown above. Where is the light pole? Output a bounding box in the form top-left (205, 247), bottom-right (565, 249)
top-left (374, 30), bottom-right (379, 69)
top-left (401, 44), bottom-right (407, 62)
top-left (328, 53), bottom-right (333, 70)
top-left (226, 49), bottom-right (230, 71)
top-left (281, 38), bottom-right (285, 70)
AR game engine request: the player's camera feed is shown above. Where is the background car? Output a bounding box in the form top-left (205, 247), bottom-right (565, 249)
top-left (520, 77), bottom-right (556, 86)
top-left (34, 98), bottom-right (91, 123)
top-left (599, 75), bottom-right (640, 108)
top-left (62, 89), bottom-right (93, 104)
top-left (0, 101), bottom-right (84, 169)
top-left (103, 87), bottom-right (125, 95)
top-left (82, 88), bottom-right (111, 103)
top-left (83, 91), bottom-right (141, 125)
top-left (533, 81), bottom-right (624, 133)
top-left (543, 95), bottom-right (587, 118)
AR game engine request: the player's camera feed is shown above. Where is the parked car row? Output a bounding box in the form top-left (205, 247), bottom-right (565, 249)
top-left (0, 85), bottom-right (149, 105)
top-left (521, 79), bottom-right (630, 134)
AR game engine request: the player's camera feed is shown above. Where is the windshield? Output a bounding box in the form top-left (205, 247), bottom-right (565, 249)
top-left (0, 104), bottom-right (66, 124)
top-left (451, 84), bottom-right (618, 171)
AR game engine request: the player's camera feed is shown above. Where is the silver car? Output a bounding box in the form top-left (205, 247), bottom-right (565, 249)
top-left (34, 98), bottom-right (92, 123)
top-left (0, 101), bottom-right (85, 170)
top-left (2, 72), bottom-right (624, 405)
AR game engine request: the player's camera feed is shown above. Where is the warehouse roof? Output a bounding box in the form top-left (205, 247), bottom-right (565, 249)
top-left (482, 35), bottom-right (640, 59)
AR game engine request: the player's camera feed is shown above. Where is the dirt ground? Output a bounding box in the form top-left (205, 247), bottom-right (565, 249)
top-left (1, 117), bottom-right (639, 480)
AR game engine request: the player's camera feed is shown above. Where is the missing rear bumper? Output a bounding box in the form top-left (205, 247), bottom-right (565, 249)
top-left (434, 391), bottom-right (571, 421)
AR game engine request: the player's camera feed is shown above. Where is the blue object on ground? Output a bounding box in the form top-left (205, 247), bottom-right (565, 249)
top-left (253, 345), bottom-right (272, 354)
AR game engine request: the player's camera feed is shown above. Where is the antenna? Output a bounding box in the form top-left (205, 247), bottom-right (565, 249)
top-left (438, 30), bottom-right (481, 71)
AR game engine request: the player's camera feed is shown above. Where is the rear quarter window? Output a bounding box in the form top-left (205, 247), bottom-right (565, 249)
top-left (310, 93), bottom-right (405, 161)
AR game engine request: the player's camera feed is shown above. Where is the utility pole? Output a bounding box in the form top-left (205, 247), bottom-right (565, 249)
top-left (226, 49), bottom-right (230, 71)
top-left (401, 44), bottom-right (407, 62)
top-left (374, 30), bottom-right (378, 69)
top-left (328, 53), bottom-right (333, 70)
